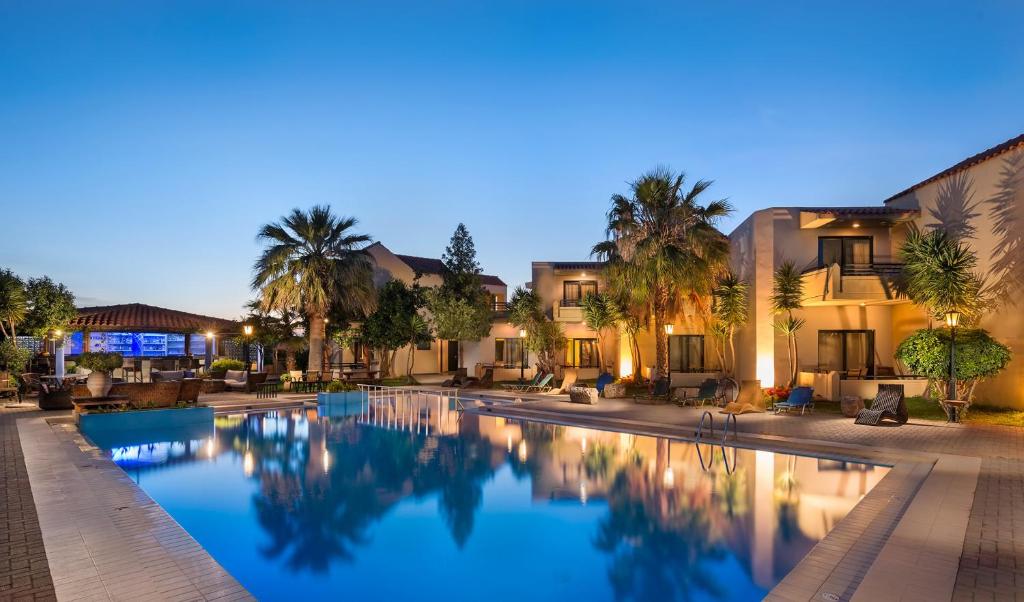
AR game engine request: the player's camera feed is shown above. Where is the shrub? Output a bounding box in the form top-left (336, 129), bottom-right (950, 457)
top-left (77, 351), bottom-right (123, 373)
top-left (210, 358), bottom-right (245, 374)
top-left (0, 339), bottom-right (31, 373)
top-left (279, 373), bottom-right (292, 382)
top-left (896, 328), bottom-right (1011, 403)
top-left (325, 380), bottom-right (357, 393)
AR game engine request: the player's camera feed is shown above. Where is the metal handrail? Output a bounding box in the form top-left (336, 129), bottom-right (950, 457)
top-left (695, 410), bottom-right (714, 439)
top-left (722, 412), bottom-right (737, 443)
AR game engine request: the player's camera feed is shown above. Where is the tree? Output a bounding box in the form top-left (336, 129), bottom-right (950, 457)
top-left (580, 292), bottom-right (620, 373)
top-left (770, 261), bottom-right (805, 387)
top-left (429, 224), bottom-right (492, 369)
top-left (252, 206), bottom-right (375, 372)
top-left (593, 168), bottom-right (731, 378)
top-left (507, 286), bottom-right (565, 373)
top-left (898, 226), bottom-right (988, 325)
top-left (0, 269), bottom-right (27, 344)
top-left (711, 272), bottom-right (748, 377)
top-left (896, 328), bottom-right (1010, 405)
top-left (361, 280), bottom-right (429, 378)
top-left (22, 277), bottom-right (76, 338)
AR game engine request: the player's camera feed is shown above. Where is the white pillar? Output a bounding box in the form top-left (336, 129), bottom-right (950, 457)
top-left (55, 340), bottom-right (66, 378)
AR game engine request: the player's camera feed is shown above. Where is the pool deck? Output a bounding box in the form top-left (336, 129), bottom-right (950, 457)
top-left (2, 392), bottom-right (1021, 601)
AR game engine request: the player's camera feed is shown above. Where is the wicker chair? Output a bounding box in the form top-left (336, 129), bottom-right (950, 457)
top-left (854, 384), bottom-right (907, 425)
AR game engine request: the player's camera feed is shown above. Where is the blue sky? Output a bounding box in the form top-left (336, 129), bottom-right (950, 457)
top-left (2, 1), bottom-right (1023, 318)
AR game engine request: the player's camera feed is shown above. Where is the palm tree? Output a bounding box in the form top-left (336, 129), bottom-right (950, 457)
top-left (594, 168), bottom-right (731, 378)
top-left (770, 261), bottom-right (805, 386)
top-left (711, 272), bottom-right (748, 377)
top-left (0, 269), bottom-right (27, 345)
top-left (898, 225), bottom-right (988, 325)
top-left (252, 206), bottom-right (375, 372)
top-left (580, 292), bottom-right (621, 373)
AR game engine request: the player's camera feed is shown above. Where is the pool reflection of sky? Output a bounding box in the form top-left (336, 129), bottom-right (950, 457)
top-left (98, 404), bottom-right (888, 601)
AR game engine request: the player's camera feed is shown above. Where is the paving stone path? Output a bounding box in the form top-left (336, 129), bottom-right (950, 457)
top-left (0, 408), bottom-right (56, 601)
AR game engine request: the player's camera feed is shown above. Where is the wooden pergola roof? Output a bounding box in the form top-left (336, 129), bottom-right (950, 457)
top-left (70, 303), bottom-right (240, 335)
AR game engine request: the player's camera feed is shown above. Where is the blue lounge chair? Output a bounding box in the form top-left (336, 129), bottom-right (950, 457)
top-left (774, 386), bottom-right (814, 415)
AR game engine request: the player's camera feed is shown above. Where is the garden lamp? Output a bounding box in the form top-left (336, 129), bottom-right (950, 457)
top-left (518, 329), bottom-right (527, 383)
top-left (946, 310), bottom-right (959, 417)
top-left (242, 324), bottom-right (253, 377)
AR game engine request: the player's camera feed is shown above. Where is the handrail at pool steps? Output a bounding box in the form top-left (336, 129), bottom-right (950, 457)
top-left (356, 384), bottom-right (466, 412)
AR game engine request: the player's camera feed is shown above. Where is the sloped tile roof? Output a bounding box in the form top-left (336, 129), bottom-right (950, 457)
top-left (883, 132), bottom-right (1024, 203)
top-left (71, 303), bottom-right (239, 334)
top-left (394, 253), bottom-right (506, 286)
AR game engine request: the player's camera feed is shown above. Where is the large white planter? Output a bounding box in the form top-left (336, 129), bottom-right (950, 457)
top-left (86, 371), bottom-right (112, 398)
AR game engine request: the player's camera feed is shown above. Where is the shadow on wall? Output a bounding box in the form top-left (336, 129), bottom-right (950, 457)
top-left (988, 150), bottom-right (1024, 303)
top-left (928, 170), bottom-right (981, 241)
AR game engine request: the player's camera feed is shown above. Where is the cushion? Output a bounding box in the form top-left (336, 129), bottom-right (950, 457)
top-left (224, 370), bottom-right (246, 383)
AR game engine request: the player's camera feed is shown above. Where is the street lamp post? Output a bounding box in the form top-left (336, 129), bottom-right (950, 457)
top-left (243, 324), bottom-right (254, 378)
top-left (945, 310), bottom-right (960, 421)
top-left (518, 329), bottom-right (527, 383)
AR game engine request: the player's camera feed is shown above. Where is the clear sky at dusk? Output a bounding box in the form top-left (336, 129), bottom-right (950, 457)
top-left (3, 1), bottom-right (1023, 319)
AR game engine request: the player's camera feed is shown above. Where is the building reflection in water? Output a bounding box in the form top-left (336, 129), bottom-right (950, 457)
top-left (102, 394), bottom-right (889, 598)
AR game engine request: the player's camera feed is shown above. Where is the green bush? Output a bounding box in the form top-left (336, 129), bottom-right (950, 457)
top-left (896, 328), bottom-right (1011, 402)
top-left (77, 351), bottom-right (124, 373)
top-left (0, 339), bottom-right (31, 374)
top-left (210, 358), bottom-right (245, 373)
top-left (325, 380), bottom-right (357, 393)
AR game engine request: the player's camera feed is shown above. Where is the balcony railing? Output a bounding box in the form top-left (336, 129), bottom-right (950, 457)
top-left (801, 260), bottom-right (904, 304)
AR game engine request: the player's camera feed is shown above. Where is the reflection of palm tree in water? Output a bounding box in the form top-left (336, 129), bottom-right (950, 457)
top-left (927, 171), bottom-right (981, 241)
top-left (988, 150), bottom-right (1024, 301)
top-left (594, 462), bottom-right (726, 601)
top-left (247, 417), bottom-right (496, 572)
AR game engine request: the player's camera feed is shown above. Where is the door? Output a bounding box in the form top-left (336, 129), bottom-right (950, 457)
top-left (446, 340), bottom-right (459, 371)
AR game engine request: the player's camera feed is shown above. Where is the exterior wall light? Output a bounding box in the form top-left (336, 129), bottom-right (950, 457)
top-left (206, 331), bottom-right (214, 339)
top-left (664, 324), bottom-right (674, 335)
top-left (518, 329), bottom-right (527, 338)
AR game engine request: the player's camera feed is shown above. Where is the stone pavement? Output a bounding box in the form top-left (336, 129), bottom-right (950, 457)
top-left (0, 407), bottom-right (56, 601)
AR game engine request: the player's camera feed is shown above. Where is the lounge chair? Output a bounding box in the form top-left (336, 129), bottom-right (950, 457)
top-left (544, 369), bottom-right (577, 395)
top-left (679, 379), bottom-right (721, 407)
top-left (854, 384), bottom-right (907, 426)
top-left (463, 367), bottom-right (494, 389)
top-left (503, 371), bottom-right (544, 392)
top-left (774, 386), bottom-right (814, 415)
top-left (721, 380), bottom-right (765, 415)
top-left (524, 373), bottom-right (555, 392)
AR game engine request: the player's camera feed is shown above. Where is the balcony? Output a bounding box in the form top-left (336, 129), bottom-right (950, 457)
top-left (801, 262), bottom-right (905, 306)
top-left (553, 299), bottom-right (584, 322)
top-left (492, 301), bottom-right (509, 320)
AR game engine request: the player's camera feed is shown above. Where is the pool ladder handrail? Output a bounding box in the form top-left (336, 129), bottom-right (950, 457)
top-left (694, 411), bottom-right (739, 474)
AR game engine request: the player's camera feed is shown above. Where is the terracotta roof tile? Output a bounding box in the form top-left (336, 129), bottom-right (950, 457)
top-left (71, 303), bottom-right (239, 334)
top-left (394, 253), bottom-right (506, 286)
top-left (883, 133), bottom-right (1024, 203)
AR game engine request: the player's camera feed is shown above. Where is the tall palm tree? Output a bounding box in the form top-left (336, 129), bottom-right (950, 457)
top-left (0, 269), bottom-right (27, 345)
top-left (593, 168), bottom-right (732, 378)
top-left (770, 261), bottom-right (805, 386)
top-left (252, 206), bottom-right (375, 372)
top-left (580, 292), bottom-right (621, 373)
top-left (711, 271), bottom-right (748, 377)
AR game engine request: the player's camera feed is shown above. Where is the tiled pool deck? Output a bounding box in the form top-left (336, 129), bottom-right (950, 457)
top-left (3, 393), bottom-right (1022, 601)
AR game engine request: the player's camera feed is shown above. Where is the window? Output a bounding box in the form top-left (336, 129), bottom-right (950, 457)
top-left (818, 330), bottom-right (874, 375)
top-left (494, 338), bottom-right (525, 368)
top-left (415, 338), bottom-right (432, 351)
top-left (668, 335), bottom-right (705, 372)
top-left (818, 237), bottom-right (873, 268)
top-left (562, 280), bottom-right (598, 306)
top-left (565, 338), bottom-right (599, 368)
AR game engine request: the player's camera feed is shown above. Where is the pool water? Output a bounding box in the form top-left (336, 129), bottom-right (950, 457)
top-left (97, 399), bottom-right (888, 601)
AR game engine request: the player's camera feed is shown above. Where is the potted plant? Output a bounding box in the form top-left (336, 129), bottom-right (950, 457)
top-left (78, 351), bottom-right (123, 397)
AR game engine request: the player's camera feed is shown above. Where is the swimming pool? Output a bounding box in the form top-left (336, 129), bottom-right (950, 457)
top-left (95, 399), bottom-right (889, 601)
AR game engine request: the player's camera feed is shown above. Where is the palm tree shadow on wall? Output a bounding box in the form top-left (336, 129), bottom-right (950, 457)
top-left (927, 171), bottom-right (981, 241)
top-left (987, 150), bottom-right (1024, 303)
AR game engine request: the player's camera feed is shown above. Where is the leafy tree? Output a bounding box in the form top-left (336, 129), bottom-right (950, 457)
top-left (0, 269), bottom-right (27, 344)
top-left (22, 277), bottom-right (76, 338)
top-left (770, 261), bottom-right (805, 387)
top-left (711, 271), bottom-right (748, 377)
top-left (593, 168), bottom-right (731, 378)
top-left (252, 206), bottom-right (375, 372)
top-left (897, 226), bottom-right (988, 325)
top-left (243, 299), bottom-right (305, 371)
top-left (0, 339), bottom-right (31, 373)
top-left (896, 328), bottom-right (1010, 404)
top-left (580, 292), bottom-right (620, 373)
top-left (507, 286), bottom-right (565, 373)
top-left (428, 224), bottom-right (492, 369)
top-left (361, 280), bottom-right (429, 378)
